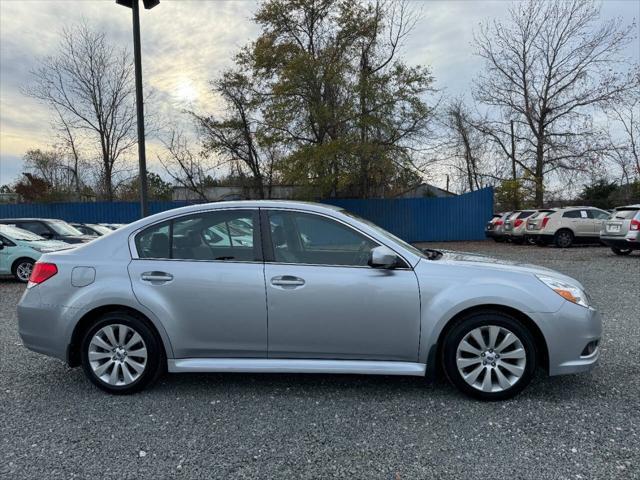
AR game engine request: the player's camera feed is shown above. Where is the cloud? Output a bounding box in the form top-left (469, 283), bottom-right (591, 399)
top-left (1, 0), bottom-right (638, 187)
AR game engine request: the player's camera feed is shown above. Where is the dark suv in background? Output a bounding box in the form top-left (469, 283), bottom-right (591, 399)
top-left (0, 219), bottom-right (93, 244)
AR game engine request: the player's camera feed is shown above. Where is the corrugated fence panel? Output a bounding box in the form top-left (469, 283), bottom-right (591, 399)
top-left (0, 188), bottom-right (493, 242)
top-left (0, 201), bottom-right (191, 224)
top-left (323, 188), bottom-right (494, 242)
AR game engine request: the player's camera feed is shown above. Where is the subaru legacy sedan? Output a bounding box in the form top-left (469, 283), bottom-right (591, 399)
top-left (17, 201), bottom-right (601, 400)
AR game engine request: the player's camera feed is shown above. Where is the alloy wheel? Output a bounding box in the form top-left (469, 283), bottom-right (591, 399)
top-left (455, 325), bottom-right (527, 393)
top-left (556, 232), bottom-right (572, 248)
top-left (16, 261), bottom-right (33, 282)
top-left (88, 324), bottom-right (148, 386)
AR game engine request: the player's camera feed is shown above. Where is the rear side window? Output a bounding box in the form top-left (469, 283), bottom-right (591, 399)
top-left (517, 211), bottom-right (535, 219)
top-left (135, 210), bottom-right (259, 262)
top-left (563, 210), bottom-right (582, 218)
top-left (135, 221), bottom-right (170, 259)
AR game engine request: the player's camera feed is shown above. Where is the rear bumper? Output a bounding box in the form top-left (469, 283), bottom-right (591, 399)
top-left (17, 287), bottom-right (72, 362)
top-left (600, 236), bottom-right (639, 250)
top-left (533, 302), bottom-right (602, 376)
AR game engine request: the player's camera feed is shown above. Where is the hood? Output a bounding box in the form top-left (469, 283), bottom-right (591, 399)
top-left (431, 249), bottom-right (582, 287)
top-left (18, 239), bottom-right (75, 252)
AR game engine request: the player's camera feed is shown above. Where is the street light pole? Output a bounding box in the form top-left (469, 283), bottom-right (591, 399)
top-left (117, 0), bottom-right (159, 218)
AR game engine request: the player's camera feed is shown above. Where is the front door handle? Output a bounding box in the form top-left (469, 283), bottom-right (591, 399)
top-left (141, 271), bottom-right (174, 283)
top-left (271, 275), bottom-right (305, 288)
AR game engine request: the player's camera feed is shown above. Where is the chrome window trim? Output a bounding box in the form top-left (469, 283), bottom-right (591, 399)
top-left (128, 205), bottom-right (416, 269)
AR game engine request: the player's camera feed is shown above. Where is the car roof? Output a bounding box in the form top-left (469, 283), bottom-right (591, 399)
top-left (0, 218), bottom-right (62, 222)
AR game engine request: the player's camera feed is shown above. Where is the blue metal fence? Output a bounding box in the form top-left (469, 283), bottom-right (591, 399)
top-left (0, 187), bottom-right (493, 242)
top-left (324, 188), bottom-right (494, 242)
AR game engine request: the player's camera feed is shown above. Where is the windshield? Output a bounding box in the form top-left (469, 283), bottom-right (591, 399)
top-left (614, 209), bottom-right (640, 220)
top-left (0, 224), bottom-right (45, 241)
top-left (48, 221), bottom-right (84, 236)
top-left (341, 210), bottom-right (428, 259)
top-left (88, 224), bottom-right (114, 235)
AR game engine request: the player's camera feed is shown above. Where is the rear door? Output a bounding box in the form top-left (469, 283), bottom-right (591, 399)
top-left (563, 210), bottom-right (592, 237)
top-left (128, 209), bottom-right (268, 358)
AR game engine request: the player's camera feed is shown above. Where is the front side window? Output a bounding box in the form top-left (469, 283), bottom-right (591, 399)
top-left (589, 210), bottom-right (610, 220)
top-left (135, 210), bottom-right (259, 262)
top-left (267, 211), bottom-right (379, 266)
top-left (18, 221), bottom-right (51, 236)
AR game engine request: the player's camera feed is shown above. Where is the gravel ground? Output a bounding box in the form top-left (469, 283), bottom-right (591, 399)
top-left (1, 241), bottom-right (638, 479)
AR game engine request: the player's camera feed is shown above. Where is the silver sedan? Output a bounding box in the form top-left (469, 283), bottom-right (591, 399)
top-left (17, 201), bottom-right (601, 400)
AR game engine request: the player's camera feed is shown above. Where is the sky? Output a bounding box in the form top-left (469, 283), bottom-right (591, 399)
top-left (0, 0), bottom-right (638, 189)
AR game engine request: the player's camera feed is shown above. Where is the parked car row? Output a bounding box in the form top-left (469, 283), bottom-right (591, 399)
top-left (0, 218), bottom-right (127, 281)
top-left (486, 205), bottom-right (640, 254)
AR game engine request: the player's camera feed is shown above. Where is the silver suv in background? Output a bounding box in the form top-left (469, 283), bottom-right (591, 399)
top-left (503, 210), bottom-right (537, 244)
top-left (525, 207), bottom-right (610, 248)
top-left (600, 204), bottom-right (640, 255)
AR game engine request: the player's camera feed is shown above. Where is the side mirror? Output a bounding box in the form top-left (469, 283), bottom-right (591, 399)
top-left (0, 243), bottom-right (4, 250)
top-left (368, 245), bottom-right (399, 269)
top-left (42, 232), bottom-right (54, 239)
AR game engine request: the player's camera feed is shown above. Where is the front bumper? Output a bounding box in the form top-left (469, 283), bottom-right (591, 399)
top-left (532, 301), bottom-right (602, 376)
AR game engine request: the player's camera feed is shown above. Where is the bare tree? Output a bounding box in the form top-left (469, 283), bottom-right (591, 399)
top-left (192, 70), bottom-right (274, 198)
top-left (603, 89), bottom-right (640, 185)
top-left (158, 130), bottom-right (212, 201)
top-left (25, 23), bottom-right (137, 200)
top-left (474, 0), bottom-right (637, 207)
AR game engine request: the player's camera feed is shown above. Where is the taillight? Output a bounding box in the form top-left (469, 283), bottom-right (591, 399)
top-left (494, 220), bottom-right (503, 226)
top-left (514, 219), bottom-right (523, 227)
top-left (28, 262), bottom-right (58, 287)
top-left (631, 219), bottom-right (640, 231)
top-left (541, 217), bottom-right (550, 229)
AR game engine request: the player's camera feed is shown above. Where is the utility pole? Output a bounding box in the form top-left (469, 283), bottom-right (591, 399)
top-left (116, 0), bottom-right (159, 218)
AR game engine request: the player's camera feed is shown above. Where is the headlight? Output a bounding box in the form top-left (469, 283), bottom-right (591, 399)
top-left (536, 274), bottom-right (590, 308)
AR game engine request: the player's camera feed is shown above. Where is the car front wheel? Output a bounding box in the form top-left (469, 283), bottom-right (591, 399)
top-left (81, 312), bottom-right (164, 394)
top-left (12, 258), bottom-right (34, 283)
top-left (443, 312), bottom-right (537, 400)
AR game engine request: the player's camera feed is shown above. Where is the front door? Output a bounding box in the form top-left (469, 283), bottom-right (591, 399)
top-left (128, 209), bottom-right (267, 358)
top-left (263, 209), bottom-right (421, 362)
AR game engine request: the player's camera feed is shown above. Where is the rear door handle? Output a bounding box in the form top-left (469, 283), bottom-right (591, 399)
top-left (141, 271), bottom-right (174, 283)
top-left (271, 275), bottom-right (305, 288)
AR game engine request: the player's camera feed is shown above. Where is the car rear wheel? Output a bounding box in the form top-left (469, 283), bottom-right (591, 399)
top-left (12, 258), bottom-right (34, 283)
top-left (81, 312), bottom-right (164, 394)
top-left (554, 229), bottom-right (574, 248)
top-left (611, 247), bottom-right (632, 256)
top-left (442, 311), bottom-right (537, 401)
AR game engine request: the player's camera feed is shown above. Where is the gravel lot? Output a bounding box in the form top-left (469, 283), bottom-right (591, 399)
top-left (1, 241), bottom-right (638, 479)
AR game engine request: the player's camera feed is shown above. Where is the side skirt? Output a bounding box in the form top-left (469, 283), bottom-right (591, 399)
top-left (168, 358), bottom-right (426, 376)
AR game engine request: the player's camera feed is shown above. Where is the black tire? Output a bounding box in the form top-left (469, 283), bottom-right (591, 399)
top-left (11, 257), bottom-right (35, 283)
top-left (554, 229), bottom-right (574, 248)
top-left (511, 237), bottom-right (525, 245)
top-left (534, 239), bottom-right (548, 247)
top-left (611, 247), bottom-right (632, 256)
top-left (442, 311), bottom-right (537, 401)
top-left (80, 311), bottom-right (165, 394)
top-left (492, 237), bottom-right (504, 243)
